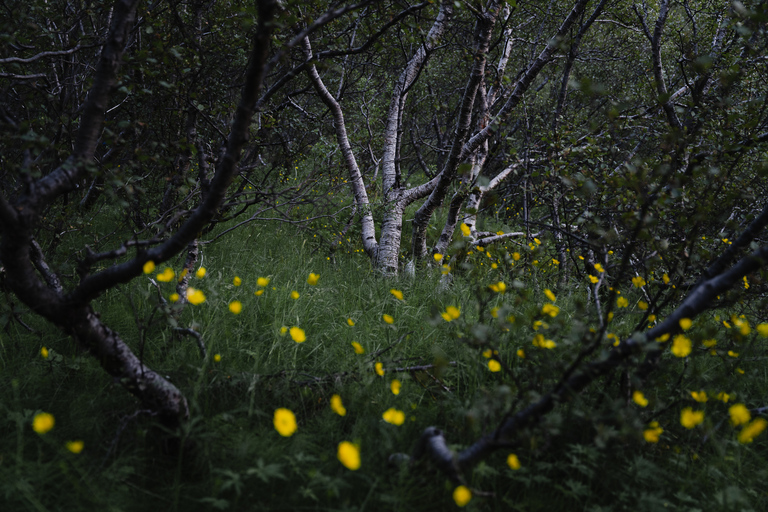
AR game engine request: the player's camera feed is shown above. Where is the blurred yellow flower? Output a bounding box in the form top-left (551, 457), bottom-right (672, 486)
top-left (690, 391), bottom-right (707, 403)
top-left (617, 297), bottom-right (628, 308)
top-left (280, 326), bottom-right (288, 336)
top-left (460, 223), bottom-right (471, 237)
top-left (228, 301), bottom-right (242, 314)
top-left (488, 360), bottom-right (501, 372)
top-left (186, 287), bottom-right (206, 305)
top-left (337, 441), bottom-right (360, 470)
top-left (32, 412), bottom-right (55, 434)
top-left (644, 422), bottom-right (663, 443)
top-left (633, 390), bottom-right (648, 407)
top-left (516, 349), bottom-right (525, 358)
top-left (544, 289), bottom-right (556, 302)
top-left (389, 289), bottom-right (403, 300)
top-left (375, 362), bottom-right (384, 376)
top-left (273, 408), bottom-right (297, 437)
top-left (717, 392), bottom-right (730, 403)
top-left (347, 318), bottom-right (355, 326)
top-left (257, 277), bottom-right (269, 287)
top-left (382, 314), bottom-right (394, 324)
top-left (289, 327), bottom-right (306, 343)
top-left (671, 335), bottom-right (691, 357)
top-left (507, 453), bottom-right (521, 470)
top-left (757, 323), bottom-right (768, 337)
top-left (453, 485), bottom-right (472, 507)
top-left (541, 304), bottom-right (559, 317)
top-left (254, 290), bottom-right (264, 296)
top-left (143, 261), bottom-right (155, 274)
top-left (638, 300), bottom-right (648, 310)
top-left (632, 276), bottom-right (646, 288)
top-left (169, 293), bottom-right (180, 302)
top-left (433, 253), bottom-right (443, 261)
top-left (307, 273), bottom-right (320, 286)
top-left (330, 394), bottom-right (346, 416)
top-left (195, 267), bottom-right (206, 278)
top-left (680, 408), bottom-right (704, 429)
top-left (382, 408), bottom-right (405, 425)
top-left (213, 354), bottom-right (221, 362)
top-left (738, 418), bottom-right (767, 444)
top-left (156, 268), bottom-right (175, 282)
top-left (662, 273), bottom-right (670, 284)
top-left (679, 318), bottom-right (692, 330)
top-left (729, 404), bottom-right (751, 426)
top-left (351, 341), bottom-right (364, 354)
top-left (390, 379), bottom-right (401, 395)
top-left (290, 290), bottom-right (300, 299)
top-left (66, 440), bottom-right (84, 454)
top-left (594, 263), bottom-right (605, 273)
top-left (40, 347), bottom-right (49, 359)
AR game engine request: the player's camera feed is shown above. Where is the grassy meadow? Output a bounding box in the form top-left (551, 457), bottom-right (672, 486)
top-left (2, 214), bottom-right (768, 511)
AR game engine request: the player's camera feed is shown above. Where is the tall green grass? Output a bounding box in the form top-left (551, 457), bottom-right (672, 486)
top-left (1, 218), bottom-right (767, 511)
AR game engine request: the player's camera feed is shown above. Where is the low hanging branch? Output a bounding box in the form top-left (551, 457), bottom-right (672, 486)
top-left (411, 205), bottom-right (768, 482)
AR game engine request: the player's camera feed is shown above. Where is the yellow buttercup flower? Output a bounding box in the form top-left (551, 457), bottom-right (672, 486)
top-left (375, 362), bottom-right (384, 376)
top-left (617, 297), bottom-right (628, 308)
top-left (588, 275), bottom-right (599, 284)
top-left (632, 276), bottom-right (646, 288)
top-left (544, 289), bottom-right (556, 302)
top-left (289, 327), bottom-right (306, 343)
top-left (290, 290), bottom-right (300, 299)
top-left (390, 379), bottom-right (401, 395)
top-left (337, 441), bottom-right (360, 470)
top-left (738, 418), bottom-right (767, 444)
top-left (516, 349), bottom-right (525, 358)
top-left (594, 263), bottom-right (605, 273)
top-left (662, 273), bottom-right (670, 284)
top-left (690, 391), bottom-right (707, 403)
top-left (213, 354), bottom-right (221, 362)
top-left (541, 304), bottom-right (559, 317)
top-left (729, 404), bottom-right (751, 426)
top-left (757, 323), bottom-right (768, 337)
top-left (347, 318), bottom-right (355, 326)
top-left (638, 300), bottom-right (648, 310)
top-left (233, 276), bottom-right (242, 286)
top-left (40, 347), bottom-right (49, 359)
top-left (273, 408), bottom-right (297, 437)
top-left (488, 360), bottom-right (501, 372)
top-left (460, 223), bottom-right (471, 237)
top-left (679, 318), bottom-right (692, 330)
top-left (195, 267), bottom-right (206, 278)
top-left (280, 326), bottom-right (288, 336)
top-left (330, 394), bottom-right (346, 416)
top-left (257, 276), bottom-right (269, 287)
top-left (633, 390), bottom-right (648, 407)
top-left (228, 301), bottom-right (242, 314)
top-left (351, 341), bottom-right (364, 354)
top-left (671, 335), bottom-right (691, 357)
top-left (389, 289), bottom-right (403, 300)
top-left (717, 392), bottom-right (730, 403)
top-left (644, 422), bottom-right (663, 443)
top-left (32, 412), bottom-right (55, 434)
top-left (169, 293), bottom-right (180, 302)
top-left (453, 485), bottom-right (472, 507)
top-left (186, 287), bottom-right (206, 305)
top-left (512, 252), bottom-right (521, 261)
top-left (680, 408), bottom-right (704, 429)
top-left (382, 408), bottom-right (405, 425)
top-left (143, 260), bottom-right (155, 274)
top-left (382, 314), bottom-right (394, 324)
top-left (507, 454), bottom-right (521, 470)
top-left (433, 253), bottom-right (443, 261)
top-left (156, 267), bottom-right (175, 282)
top-left (307, 273), bottom-right (320, 286)
top-left (66, 440), bottom-right (84, 454)
top-left (254, 289), bottom-right (264, 296)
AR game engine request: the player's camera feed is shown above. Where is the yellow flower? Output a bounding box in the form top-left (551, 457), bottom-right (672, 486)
top-left (532, 334), bottom-right (556, 349)
top-left (507, 453), bottom-right (521, 470)
top-left (616, 297), bottom-right (628, 308)
top-left (330, 394), bottom-right (346, 416)
top-left (671, 335), bottom-right (691, 357)
top-left (66, 440), bottom-right (84, 454)
top-left (254, 290), bottom-right (264, 296)
top-left (337, 441), bottom-right (360, 470)
top-left (169, 293), bottom-right (180, 302)
top-left (307, 273), bottom-right (320, 286)
top-left (638, 300), bottom-right (648, 310)
top-left (727, 350), bottom-right (739, 358)
top-left (656, 333), bottom-right (670, 343)
top-left (351, 341), bottom-right (364, 354)
top-left (488, 360), bottom-right (501, 372)
top-left (432, 253), bottom-right (444, 263)
top-left (541, 304), bottom-right (559, 317)
top-left (594, 263), bottom-right (605, 273)
top-left (213, 354), bottom-right (221, 362)
top-left (390, 379), bottom-right (401, 395)
top-left (680, 408), bottom-right (704, 429)
top-left (679, 318), bottom-right (692, 330)
top-left (743, 276), bottom-right (749, 289)
top-left (643, 422), bottom-right (663, 443)
top-left (280, 326), bottom-right (288, 336)
top-left (738, 418), bottom-right (767, 444)
top-left (544, 289), bottom-right (556, 302)
top-left (290, 290), bottom-right (300, 299)
top-left (460, 223), bottom-right (471, 237)
top-left (375, 362), bottom-right (384, 376)
top-left (482, 349), bottom-right (492, 358)
top-left (453, 485), bottom-right (472, 507)
top-left (143, 260), bottom-right (155, 274)
top-left (632, 276), bottom-right (646, 288)
top-left (233, 276), bottom-right (242, 286)
top-left (757, 323), bottom-right (768, 337)
top-left (186, 287), bottom-right (206, 305)
top-left (228, 301), bottom-right (242, 314)
top-left (273, 408), bottom-right (297, 437)
top-left (32, 412), bottom-right (55, 434)
top-left (382, 408), bottom-right (405, 425)
top-left (662, 273), bottom-right (670, 284)
top-left (717, 392), bottom-right (730, 403)
top-left (382, 314), bottom-right (394, 324)
top-left (289, 327), bottom-right (306, 343)
top-left (633, 390), bottom-right (648, 407)
top-left (690, 391), bottom-right (707, 403)
top-left (534, 237), bottom-right (541, 245)
top-left (156, 267), bottom-right (175, 282)
top-left (257, 276), bottom-right (269, 287)
top-left (445, 306), bottom-right (460, 320)
top-left (40, 347), bottom-right (49, 359)
top-left (195, 267), bottom-right (206, 278)
top-left (490, 307), bottom-right (499, 318)
top-left (648, 314), bottom-right (657, 322)
top-left (729, 404), bottom-right (751, 426)
top-left (516, 349), bottom-right (525, 358)
top-left (441, 264), bottom-right (452, 275)
top-left (347, 318), bottom-right (355, 326)
top-left (512, 252), bottom-right (521, 261)
top-left (588, 275), bottom-right (599, 284)
top-left (389, 289), bottom-right (404, 300)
